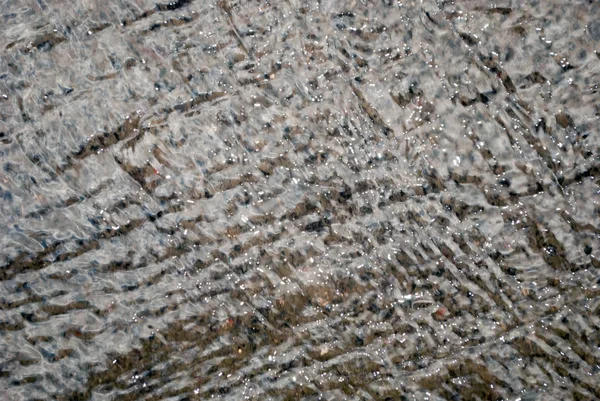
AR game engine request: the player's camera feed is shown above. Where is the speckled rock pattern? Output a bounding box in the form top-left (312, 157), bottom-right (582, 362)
top-left (0, 0), bottom-right (599, 400)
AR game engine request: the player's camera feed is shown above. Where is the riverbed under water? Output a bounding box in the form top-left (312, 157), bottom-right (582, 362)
top-left (0, 0), bottom-right (599, 400)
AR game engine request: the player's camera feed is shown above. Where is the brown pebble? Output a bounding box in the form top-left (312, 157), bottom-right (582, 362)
top-left (433, 306), bottom-right (450, 321)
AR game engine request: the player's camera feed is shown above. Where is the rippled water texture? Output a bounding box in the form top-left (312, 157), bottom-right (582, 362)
top-left (1, 0), bottom-right (599, 400)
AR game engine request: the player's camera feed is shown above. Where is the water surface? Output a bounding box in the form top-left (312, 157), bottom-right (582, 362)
top-left (0, 0), bottom-right (599, 400)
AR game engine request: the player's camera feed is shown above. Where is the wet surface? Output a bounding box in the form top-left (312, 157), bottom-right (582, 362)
top-left (0, 0), bottom-right (599, 400)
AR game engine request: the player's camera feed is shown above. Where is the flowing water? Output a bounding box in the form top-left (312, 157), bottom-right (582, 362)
top-left (0, 0), bottom-right (599, 400)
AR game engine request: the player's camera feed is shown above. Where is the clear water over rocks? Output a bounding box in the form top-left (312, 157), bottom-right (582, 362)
top-left (0, 0), bottom-right (599, 400)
